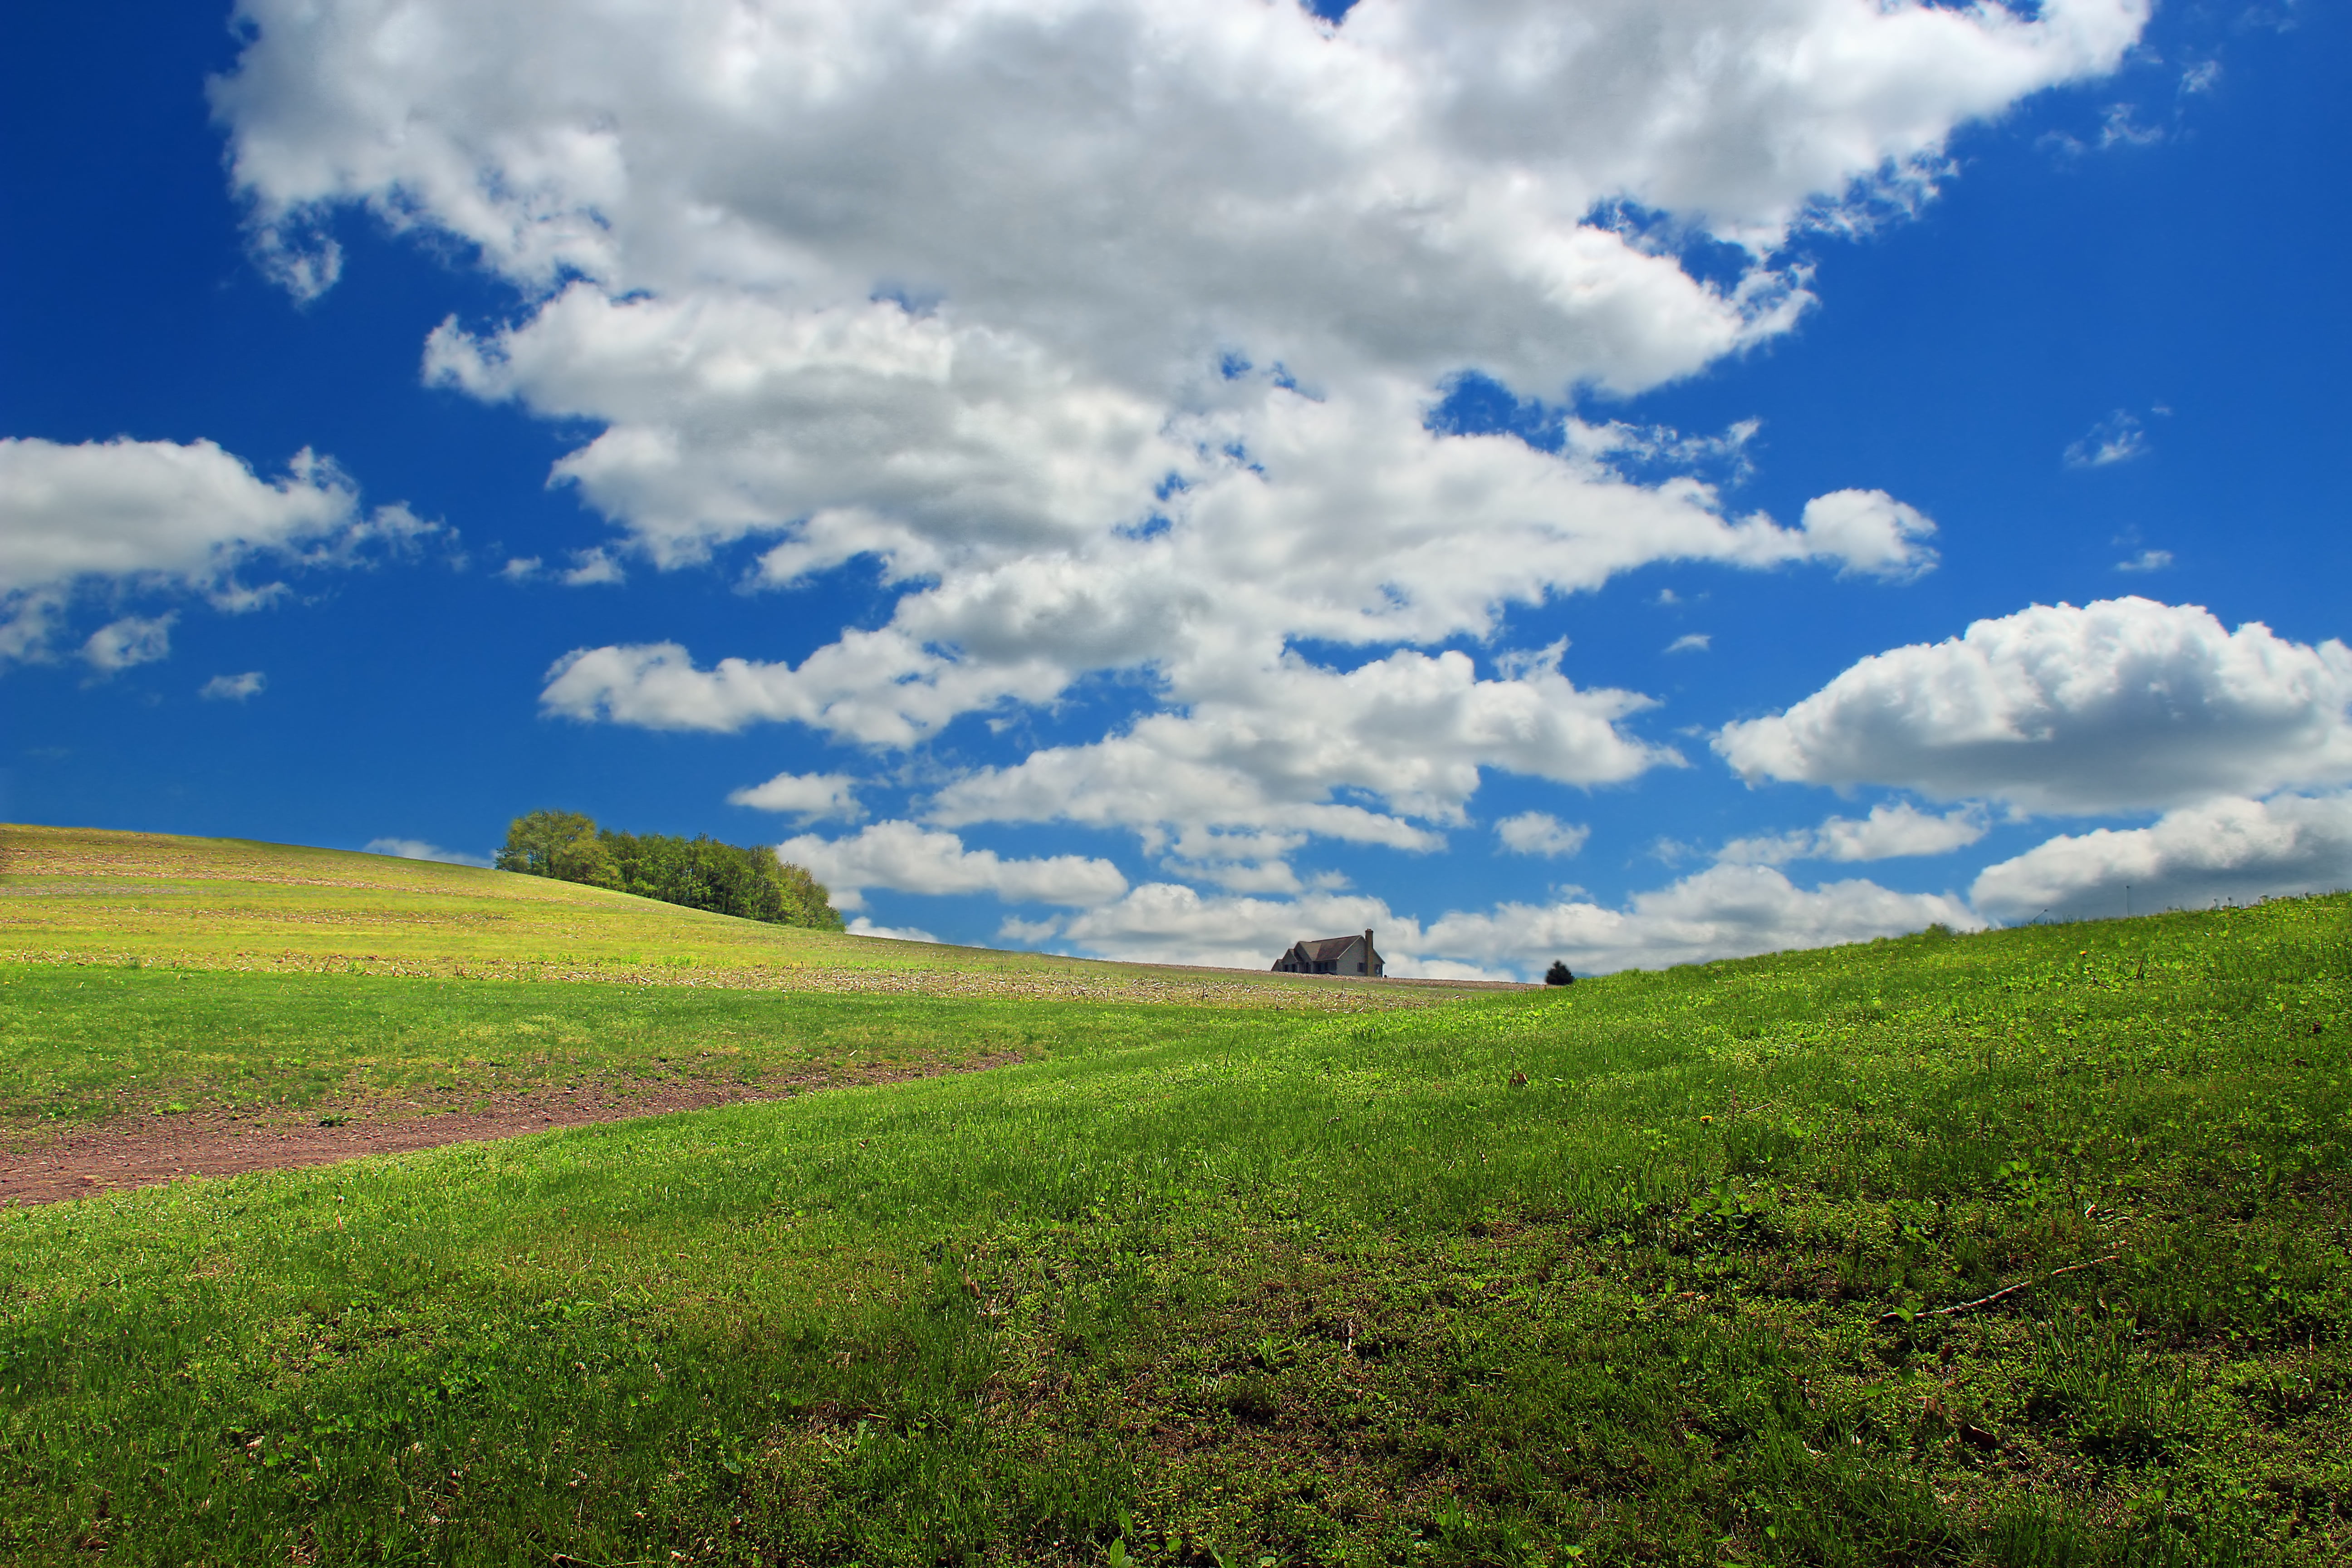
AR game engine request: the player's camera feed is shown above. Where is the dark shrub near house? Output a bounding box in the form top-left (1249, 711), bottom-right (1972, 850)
top-left (1544, 960), bottom-right (1574, 986)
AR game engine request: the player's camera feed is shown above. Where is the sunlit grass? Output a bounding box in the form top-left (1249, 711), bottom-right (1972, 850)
top-left (0, 823), bottom-right (1448, 1005)
top-left (4, 894), bottom-right (2348, 1563)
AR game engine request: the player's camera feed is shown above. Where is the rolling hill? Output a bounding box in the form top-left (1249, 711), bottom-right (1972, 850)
top-left (0, 825), bottom-right (2347, 1565)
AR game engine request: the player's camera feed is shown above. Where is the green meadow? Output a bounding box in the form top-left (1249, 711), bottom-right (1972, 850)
top-left (0, 823), bottom-right (1445, 1000)
top-left (1, 827), bottom-right (2349, 1565)
top-left (0, 965), bottom-right (1288, 1124)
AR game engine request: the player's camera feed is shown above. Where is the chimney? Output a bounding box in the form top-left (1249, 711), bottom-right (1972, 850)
top-left (1363, 928), bottom-right (1375, 976)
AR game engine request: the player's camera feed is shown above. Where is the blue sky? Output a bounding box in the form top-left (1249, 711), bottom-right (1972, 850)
top-left (5, 0), bottom-right (2349, 976)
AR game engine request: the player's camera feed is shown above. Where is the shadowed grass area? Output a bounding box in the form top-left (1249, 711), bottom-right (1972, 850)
top-left (2, 883), bottom-right (2349, 1563)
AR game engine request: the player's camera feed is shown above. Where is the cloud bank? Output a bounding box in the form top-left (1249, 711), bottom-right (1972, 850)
top-left (1717, 802), bottom-right (1988, 867)
top-left (776, 821), bottom-right (1127, 911)
top-left (1973, 793), bottom-right (2352, 922)
top-left (214, 0), bottom-right (2140, 869)
top-left (1049, 861), bottom-right (1976, 978)
top-left (223, 2), bottom-right (2347, 972)
top-left (1716, 598), bottom-right (2352, 815)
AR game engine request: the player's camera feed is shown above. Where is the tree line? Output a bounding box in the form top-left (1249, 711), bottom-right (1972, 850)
top-left (495, 810), bottom-right (844, 931)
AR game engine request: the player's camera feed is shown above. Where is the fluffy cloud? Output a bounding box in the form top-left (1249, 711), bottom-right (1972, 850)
top-left (929, 648), bottom-right (1671, 851)
top-left (424, 287), bottom-right (1181, 573)
top-left (533, 384), bottom-right (1939, 752)
top-left (1717, 801), bottom-right (1986, 866)
top-left (198, 670), bottom-right (268, 702)
top-left (0, 436), bottom-right (431, 664)
top-left (1495, 811), bottom-right (1591, 858)
top-left (450, 291), bottom-right (1940, 633)
top-left (1790, 490), bottom-right (1940, 581)
top-left (1050, 861), bottom-right (1975, 976)
top-left (363, 837), bottom-right (493, 867)
top-left (1059, 883), bottom-right (1401, 971)
top-left (219, 0), bottom-right (2142, 388)
top-left (847, 916), bottom-right (941, 943)
top-left (82, 614), bottom-right (177, 673)
top-left (1420, 864), bottom-right (1980, 976)
top-left (727, 770), bottom-right (864, 823)
top-left (1715, 598), bottom-right (2352, 815)
top-left (216, 0), bottom-right (2137, 850)
top-left (0, 438), bottom-right (353, 595)
top-left (776, 821), bottom-right (1127, 910)
top-left (1971, 793), bottom-right (2352, 922)
top-left (996, 914), bottom-right (1065, 944)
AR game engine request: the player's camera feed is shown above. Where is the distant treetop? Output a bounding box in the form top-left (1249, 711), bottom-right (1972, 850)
top-left (495, 809), bottom-right (844, 932)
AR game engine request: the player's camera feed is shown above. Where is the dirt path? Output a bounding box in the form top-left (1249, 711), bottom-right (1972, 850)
top-left (0, 1055), bottom-right (1018, 1207)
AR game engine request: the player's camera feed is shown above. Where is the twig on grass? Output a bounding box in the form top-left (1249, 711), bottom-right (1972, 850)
top-left (1878, 1254), bottom-right (2121, 1325)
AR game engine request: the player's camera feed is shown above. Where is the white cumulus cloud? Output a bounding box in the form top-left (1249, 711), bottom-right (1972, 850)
top-left (777, 821), bottom-right (1127, 911)
top-left (727, 770), bottom-right (864, 823)
top-left (1790, 490), bottom-right (1940, 581)
top-left (1715, 598), bottom-right (2352, 815)
top-left (847, 916), bottom-right (942, 943)
top-left (1420, 864), bottom-right (1980, 977)
top-left (531, 391), bottom-right (1942, 752)
top-left (364, 837), bottom-right (494, 868)
top-left (996, 914), bottom-right (1064, 944)
top-left (1717, 801), bottom-right (1987, 866)
top-left (211, 0), bottom-right (2137, 851)
top-left (82, 614), bottom-right (177, 673)
top-left (1052, 861), bottom-right (1975, 977)
top-left (1495, 811), bottom-right (1591, 858)
top-left (1971, 793), bottom-right (2352, 922)
top-left (218, 0), bottom-right (2144, 388)
top-left (1060, 883), bottom-right (1402, 971)
top-left (422, 286), bottom-right (1183, 574)
top-left (929, 648), bottom-right (1671, 853)
top-left (0, 436), bottom-right (434, 665)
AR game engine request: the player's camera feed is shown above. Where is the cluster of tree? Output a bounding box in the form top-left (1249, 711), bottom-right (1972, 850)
top-left (495, 810), bottom-right (844, 931)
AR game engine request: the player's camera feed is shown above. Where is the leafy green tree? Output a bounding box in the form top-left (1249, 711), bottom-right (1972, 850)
top-left (1544, 960), bottom-right (1575, 986)
top-left (767, 858), bottom-right (843, 931)
top-left (495, 810), bottom-right (620, 889)
top-left (500, 810), bottom-right (843, 930)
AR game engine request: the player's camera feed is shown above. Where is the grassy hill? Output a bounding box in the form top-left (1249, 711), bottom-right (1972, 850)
top-left (0, 824), bottom-right (1481, 1122)
top-left (0, 823), bottom-right (1475, 997)
top-left (1, 828), bottom-right (2348, 1565)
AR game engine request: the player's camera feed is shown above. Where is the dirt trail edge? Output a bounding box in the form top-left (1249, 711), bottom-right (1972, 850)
top-left (0, 1054), bottom-right (1021, 1207)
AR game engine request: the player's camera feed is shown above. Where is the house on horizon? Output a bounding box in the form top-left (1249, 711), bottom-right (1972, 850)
top-left (1270, 928), bottom-right (1384, 978)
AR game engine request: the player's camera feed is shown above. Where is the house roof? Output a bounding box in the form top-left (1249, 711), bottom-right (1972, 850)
top-left (1292, 934), bottom-right (1369, 960)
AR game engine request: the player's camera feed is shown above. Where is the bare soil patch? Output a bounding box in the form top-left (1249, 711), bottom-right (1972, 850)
top-left (0, 1054), bottom-right (1018, 1206)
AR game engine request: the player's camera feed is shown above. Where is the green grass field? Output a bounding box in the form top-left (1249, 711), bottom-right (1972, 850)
top-left (2, 828), bottom-right (2349, 1565)
top-left (0, 823), bottom-right (1461, 1001)
top-left (0, 823), bottom-right (1472, 1122)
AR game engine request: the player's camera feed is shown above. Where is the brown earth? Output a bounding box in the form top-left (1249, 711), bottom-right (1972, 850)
top-left (0, 1054), bottom-right (1018, 1208)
